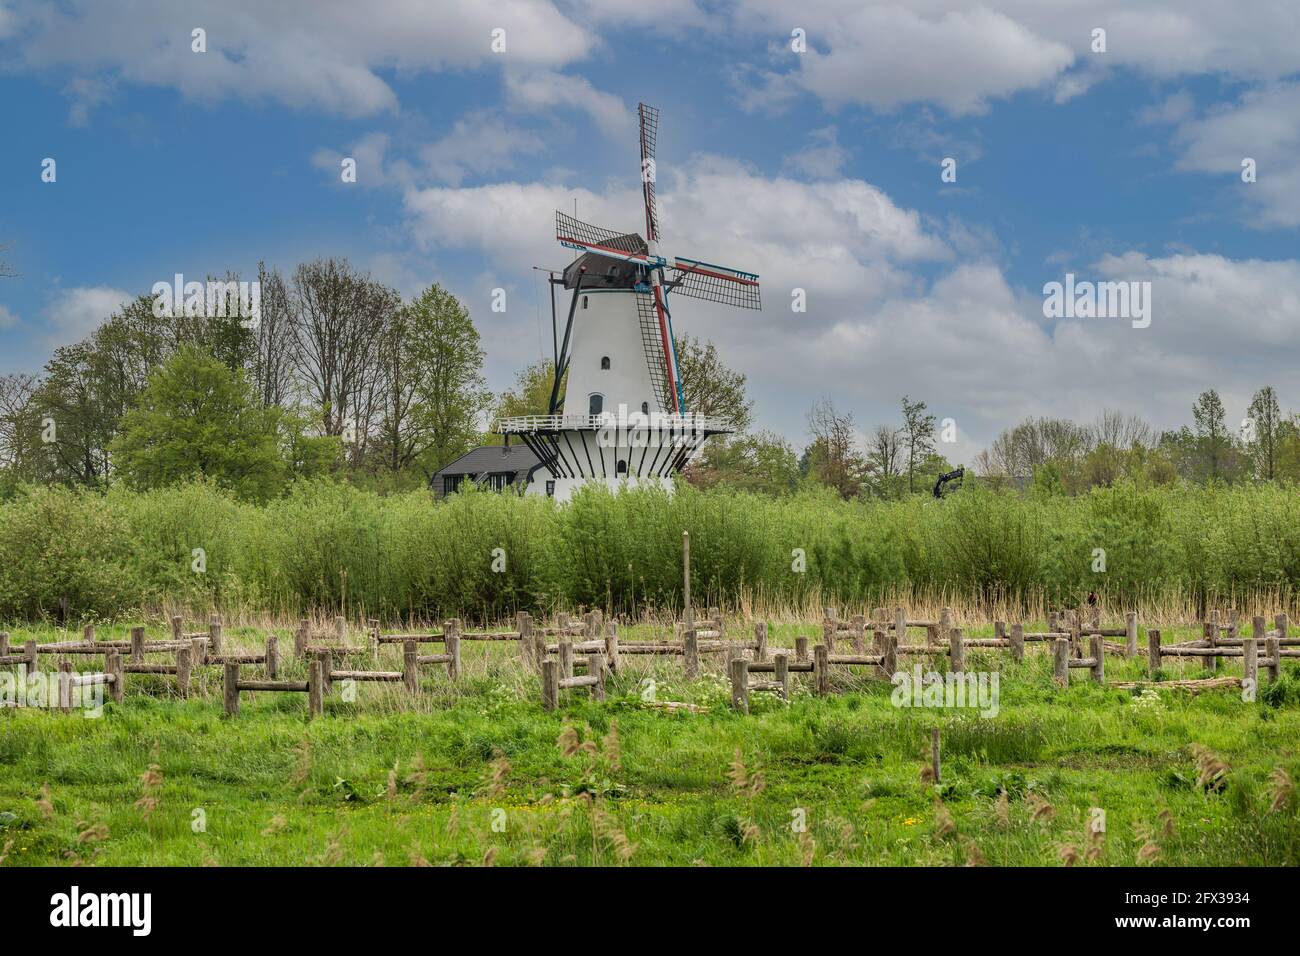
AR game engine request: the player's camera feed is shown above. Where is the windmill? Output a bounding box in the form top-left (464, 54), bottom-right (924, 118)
top-left (498, 102), bottom-right (761, 502)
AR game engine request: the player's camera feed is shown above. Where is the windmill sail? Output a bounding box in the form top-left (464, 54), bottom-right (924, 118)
top-left (635, 288), bottom-right (675, 409)
top-left (638, 103), bottom-right (660, 242)
top-left (668, 256), bottom-right (762, 310)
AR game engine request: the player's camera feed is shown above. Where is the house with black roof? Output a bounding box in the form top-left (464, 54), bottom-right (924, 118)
top-left (431, 444), bottom-right (541, 498)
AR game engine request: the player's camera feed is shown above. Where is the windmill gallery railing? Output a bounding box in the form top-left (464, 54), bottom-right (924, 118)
top-left (495, 413), bottom-right (733, 434)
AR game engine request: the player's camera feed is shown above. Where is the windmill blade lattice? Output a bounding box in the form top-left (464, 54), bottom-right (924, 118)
top-left (635, 289), bottom-right (675, 409)
top-left (638, 103), bottom-right (660, 242)
top-left (667, 258), bottom-right (762, 310)
top-left (556, 211), bottom-right (648, 261)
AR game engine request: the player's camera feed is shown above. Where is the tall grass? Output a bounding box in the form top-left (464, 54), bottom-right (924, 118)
top-left (4, 477), bottom-right (1300, 623)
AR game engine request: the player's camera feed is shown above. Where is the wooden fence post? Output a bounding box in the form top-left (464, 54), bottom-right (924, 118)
top-left (1053, 638), bottom-right (1069, 686)
top-left (335, 616), bottom-right (347, 644)
top-left (775, 652), bottom-right (789, 699)
top-left (105, 649), bottom-right (124, 705)
top-left (558, 640), bottom-right (573, 680)
top-left (589, 653), bottom-right (607, 702)
top-left (518, 612), bottom-right (534, 667)
top-left (851, 615), bottom-right (866, 654)
top-left (58, 660), bottom-right (72, 713)
top-left (949, 627), bottom-right (965, 673)
top-left (1243, 637), bottom-right (1258, 696)
top-left (190, 636), bottom-right (207, 668)
top-left (223, 662), bottom-right (240, 716)
top-left (683, 627), bottom-right (699, 679)
top-left (368, 618), bottom-right (380, 660)
top-left (265, 635), bottom-right (279, 679)
top-left (315, 650), bottom-right (332, 695)
top-left (446, 619), bottom-right (461, 680)
top-left (931, 727), bottom-right (941, 786)
top-left (308, 659), bottom-right (323, 718)
top-left (1010, 623), bottom-right (1024, 663)
top-left (795, 636), bottom-right (808, 663)
top-left (175, 645), bottom-right (192, 697)
top-left (83, 624), bottom-right (95, 643)
top-left (0, 631), bottom-right (8, 657)
top-left (541, 660), bottom-right (559, 711)
top-left (1265, 636), bottom-right (1281, 683)
top-left (1147, 629), bottom-right (1162, 673)
top-left (754, 622), bottom-right (768, 662)
top-left (130, 626), bottom-right (145, 665)
top-left (1203, 622), bottom-right (1218, 673)
top-left (895, 607), bottom-right (908, 647)
top-left (940, 607), bottom-right (953, 646)
top-left (872, 628), bottom-right (887, 679)
top-left (604, 622), bottom-right (619, 673)
top-left (729, 657), bottom-right (749, 713)
top-left (294, 619), bottom-right (308, 658)
top-left (883, 632), bottom-right (898, 679)
top-left (1276, 612), bottom-right (1289, 642)
top-left (993, 620), bottom-right (1005, 645)
top-left (1125, 612), bottom-right (1138, 658)
top-left (21, 640), bottom-right (36, 683)
top-left (681, 531), bottom-right (692, 627)
top-left (402, 640), bottom-right (418, 694)
top-left (208, 616), bottom-right (223, 657)
top-left (814, 644), bottom-right (830, 695)
top-left (822, 617), bottom-right (836, 654)
top-left (171, 616), bottom-right (183, 642)
top-left (1089, 634), bottom-right (1104, 684)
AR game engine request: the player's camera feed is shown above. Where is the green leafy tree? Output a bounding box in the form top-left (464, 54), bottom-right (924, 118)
top-left (110, 346), bottom-right (285, 501)
top-left (684, 431), bottom-right (800, 495)
top-left (1246, 386), bottom-right (1282, 480)
top-left (1192, 389), bottom-right (1232, 482)
top-left (674, 335), bottom-right (753, 431)
top-left (899, 395), bottom-right (937, 494)
top-left (403, 284), bottom-right (492, 476)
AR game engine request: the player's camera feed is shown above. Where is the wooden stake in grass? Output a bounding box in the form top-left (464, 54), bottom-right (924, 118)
top-left (1126, 612), bottom-right (1138, 658)
top-left (1053, 637), bottom-right (1069, 686)
top-left (729, 657), bottom-right (749, 713)
top-left (541, 659), bottom-right (559, 712)
top-left (1010, 623), bottom-right (1024, 663)
top-left (130, 626), bottom-right (145, 665)
top-left (1148, 629), bottom-right (1162, 674)
top-left (931, 727), bottom-right (941, 786)
top-left (949, 627), bottom-right (965, 673)
top-left (753, 622), bottom-right (768, 663)
top-left (308, 659), bottom-right (323, 718)
top-left (683, 627), bottom-right (699, 679)
top-left (223, 662), bottom-right (240, 716)
top-left (682, 530), bottom-right (692, 628)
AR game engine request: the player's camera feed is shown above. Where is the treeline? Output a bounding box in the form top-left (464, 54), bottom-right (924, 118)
top-left (975, 388), bottom-right (1300, 492)
top-left (3, 477), bottom-right (1298, 623)
top-left (0, 259), bottom-right (491, 499)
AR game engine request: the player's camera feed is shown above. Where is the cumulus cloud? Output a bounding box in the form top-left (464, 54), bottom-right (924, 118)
top-left (731, 1), bottom-right (1300, 116)
top-left (43, 286), bottom-right (132, 346)
top-left (420, 118), bottom-right (547, 186)
top-left (0, 304), bottom-right (19, 329)
top-left (503, 70), bottom-right (631, 137)
top-left (2, 0), bottom-right (593, 118)
top-left (1172, 82), bottom-right (1300, 229)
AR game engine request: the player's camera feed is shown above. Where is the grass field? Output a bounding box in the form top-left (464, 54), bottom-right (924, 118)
top-left (1, 616), bottom-right (1298, 867)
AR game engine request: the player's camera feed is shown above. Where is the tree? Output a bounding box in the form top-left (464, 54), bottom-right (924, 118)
top-left (289, 258), bottom-right (399, 452)
top-left (674, 335), bottom-right (753, 431)
top-left (899, 395), bottom-right (937, 494)
top-left (497, 359), bottom-right (560, 420)
top-left (1192, 389), bottom-right (1231, 482)
top-left (402, 284), bottom-right (492, 476)
top-left (684, 431), bottom-right (799, 495)
top-left (110, 346), bottom-right (285, 501)
top-left (1247, 386), bottom-right (1282, 480)
top-left (805, 399), bottom-right (865, 499)
top-left (864, 424), bottom-right (903, 499)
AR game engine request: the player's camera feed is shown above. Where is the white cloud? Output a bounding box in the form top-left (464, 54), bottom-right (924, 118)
top-left (1173, 82), bottom-right (1300, 228)
top-left (4, 0), bottom-right (593, 118)
top-left (503, 70), bottom-right (631, 137)
top-left (0, 304), bottom-right (19, 329)
top-left (43, 286), bottom-right (132, 346)
top-left (782, 126), bottom-right (849, 179)
top-left (420, 118), bottom-right (546, 186)
top-left (312, 132), bottom-right (392, 188)
top-left (731, 1), bottom-right (1300, 116)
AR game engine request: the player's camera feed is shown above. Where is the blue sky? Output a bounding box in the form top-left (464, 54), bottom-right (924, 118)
top-left (2, 1), bottom-right (1298, 460)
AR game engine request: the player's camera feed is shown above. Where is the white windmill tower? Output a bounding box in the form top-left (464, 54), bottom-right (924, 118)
top-left (498, 103), bottom-right (761, 502)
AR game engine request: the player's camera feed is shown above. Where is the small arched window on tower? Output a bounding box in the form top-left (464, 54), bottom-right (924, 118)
top-left (588, 393), bottom-right (603, 416)
top-left (641, 401), bottom-right (649, 415)
top-left (600, 356), bottom-right (610, 370)
top-left (616, 459), bottom-right (628, 477)
top-left (582, 295), bottom-right (589, 309)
